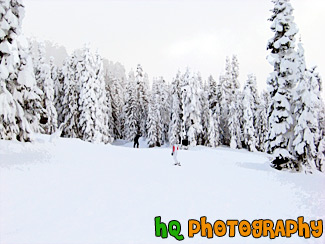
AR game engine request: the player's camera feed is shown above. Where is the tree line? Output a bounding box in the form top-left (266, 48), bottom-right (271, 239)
top-left (0, 0), bottom-right (324, 173)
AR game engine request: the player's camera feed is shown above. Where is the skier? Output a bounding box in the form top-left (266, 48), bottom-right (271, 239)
top-left (133, 134), bottom-right (141, 148)
top-left (171, 144), bottom-right (181, 166)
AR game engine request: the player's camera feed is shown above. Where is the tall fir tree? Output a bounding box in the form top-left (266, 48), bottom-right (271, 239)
top-left (106, 75), bottom-right (124, 139)
top-left (75, 49), bottom-right (96, 142)
top-left (42, 63), bottom-right (57, 134)
top-left (207, 109), bottom-right (220, 148)
top-left (147, 78), bottom-right (163, 147)
top-left (293, 66), bottom-right (321, 173)
top-left (33, 41), bottom-right (58, 134)
top-left (207, 75), bottom-right (218, 113)
top-left (180, 69), bottom-right (202, 146)
top-left (266, 0), bottom-right (298, 170)
top-left (156, 77), bottom-right (170, 145)
top-left (0, 0), bottom-right (35, 141)
top-left (198, 73), bottom-right (209, 145)
top-left (135, 64), bottom-right (149, 136)
top-left (123, 71), bottom-right (138, 141)
top-left (94, 53), bottom-right (114, 144)
top-left (168, 72), bottom-right (182, 145)
top-left (17, 35), bottom-right (44, 134)
top-left (227, 55), bottom-right (242, 149)
top-left (242, 74), bottom-right (258, 152)
top-left (256, 91), bottom-right (269, 152)
top-left (61, 51), bottom-right (80, 138)
top-left (217, 74), bottom-right (228, 145)
top-left (50, 56), bottom-right (64, 126)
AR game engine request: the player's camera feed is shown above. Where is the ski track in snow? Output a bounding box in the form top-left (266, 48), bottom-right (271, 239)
top-left (0, 134), bottom-right (324, 244)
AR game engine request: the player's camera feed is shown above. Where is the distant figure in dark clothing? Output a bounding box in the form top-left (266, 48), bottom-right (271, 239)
top-left (134, 134), bottom-right (141, 148)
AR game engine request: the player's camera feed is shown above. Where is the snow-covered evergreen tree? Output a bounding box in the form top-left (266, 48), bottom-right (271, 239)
top-left (223, 55), bottom-right (242, 149)
top-left (207, 109), bottom-right (220, 148)
top-left (135, 64), bottom-right (149, 136)
top-left (94, 52), bottom-right (113, 144)
top-left (266, 0), bottom-right (298, 170)
top-left (123, 71), bottom-right (138, 141)
top-left (217, 74), bottom-right (228, 145)
top-left (198, 73), bottom-right (209, 145)
top-left (156, 77), bottom-right (170, 145)
top-left (146, 78), bottom-right (163, 147)
top-left (50, 57), bottom-right (64, 125)
top-left (168, 72), bottom-right (182, 145)
top-left (256, 91), bottom-right (269, 152)
top-left (262, 90), bottom-right (271, 128)
top-left (207, 75), bottom-right (218, 113)
top-left (102, 59), bottom-right (126, 139)
top-left (228, 99), bottom-right (241, 149)
top-left (146, 95), bottom-right (159, 147)
top-left (293, 66), bottom-right (322, 173)
top-left (34, 42), bottom-right (46, 95)
top-left (42, 63), bottom-right (57, 134)
top-left (0, 0), bottom-right (34, 141)
top-left (61, 52), bottom-right (80, 138)
top-left (206, 74), bottom-right (221, 147)
top-left (16, 36), bottom-right (44, 134)
top-left (106, 75), bottom-right (124, 139)
top-left (218, 56), bottom-right (242, 147)
top-left (242, 74), bottom-right (258, 152)
top-left (180, 69), bottom-right (202, 146)
top-left (33, 41), bottom-right (58, 134)
top-left (76, 48), bottom-right (112, 143)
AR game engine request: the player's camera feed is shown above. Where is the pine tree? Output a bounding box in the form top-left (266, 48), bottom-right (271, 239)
top-left (50, 57), bottom-right (64, 125)
top-left (207, 75), bottom-right (218, 113)
top-left (256, 91), bottom-right (269, 152)
top-left (242, 74), bottom-right (258, 152)
top-left (106, 75), bottom-right (124, 139)
top-left (217, 74), bottom-right (228, 145)
top-left (207, 109), bottom-right (220, 148)
top-left (17, 36), bottom-right (44, 134)
top-left (228, 99), bottom-right (241, 149)
top-left (42, 63), bottom-right (58, 134)
top-left (180, 69), bottom-right (202, 146)
top-left (218, 56), bottom-right (242, 147)
top-left (76, 47), bottom-right (112, 143)
top-left (197, 73), bottom-right (209, 145)
top-left (123, 71), bottom-right (138, 141)
top-left (77, 48), bottom-right (97, 142)
top-left (224, 55), bottom-right (242, 149)
top-left (168, 72), bottom-right (182, 145)
top-left (0, 0), bottom-right (34, 141)
top-left (94, 52), bottom-right (113, 143)
top-left (146, 95), bottom-right (159, 147)
top-left (266, 0), bottom-right (298, 170)
top-left (33, 41), bottom-right (58, 134)
top-left (135, 64), bottom-right (149, 136)
top-left (206, 75), bottom-right (221, 147)
top-left (156, 76), bottom-right (170, 145)
top-left (293, 67), bottom-right (322, 173)
top-left (147, 78), bottom-right (162, 147)
top-left (61, 51), bottom-right (80, 138)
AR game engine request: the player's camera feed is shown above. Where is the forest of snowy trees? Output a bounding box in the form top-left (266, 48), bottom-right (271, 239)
top-left (0, 0), bottom-right (324, 173)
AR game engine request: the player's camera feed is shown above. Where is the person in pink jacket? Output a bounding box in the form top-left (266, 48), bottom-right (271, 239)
top-left (171, 144), bottom-right (181, 166)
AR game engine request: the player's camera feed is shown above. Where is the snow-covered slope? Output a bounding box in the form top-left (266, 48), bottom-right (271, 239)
top-left (0, 135), bottom-right (324, 244)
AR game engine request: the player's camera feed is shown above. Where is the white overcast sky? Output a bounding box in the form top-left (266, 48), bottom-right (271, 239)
top-left (22, 0), bottom-right (325, 96)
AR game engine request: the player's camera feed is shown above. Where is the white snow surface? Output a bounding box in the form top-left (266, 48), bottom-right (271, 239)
top-left (0, 135), bottom-right (324, 244)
